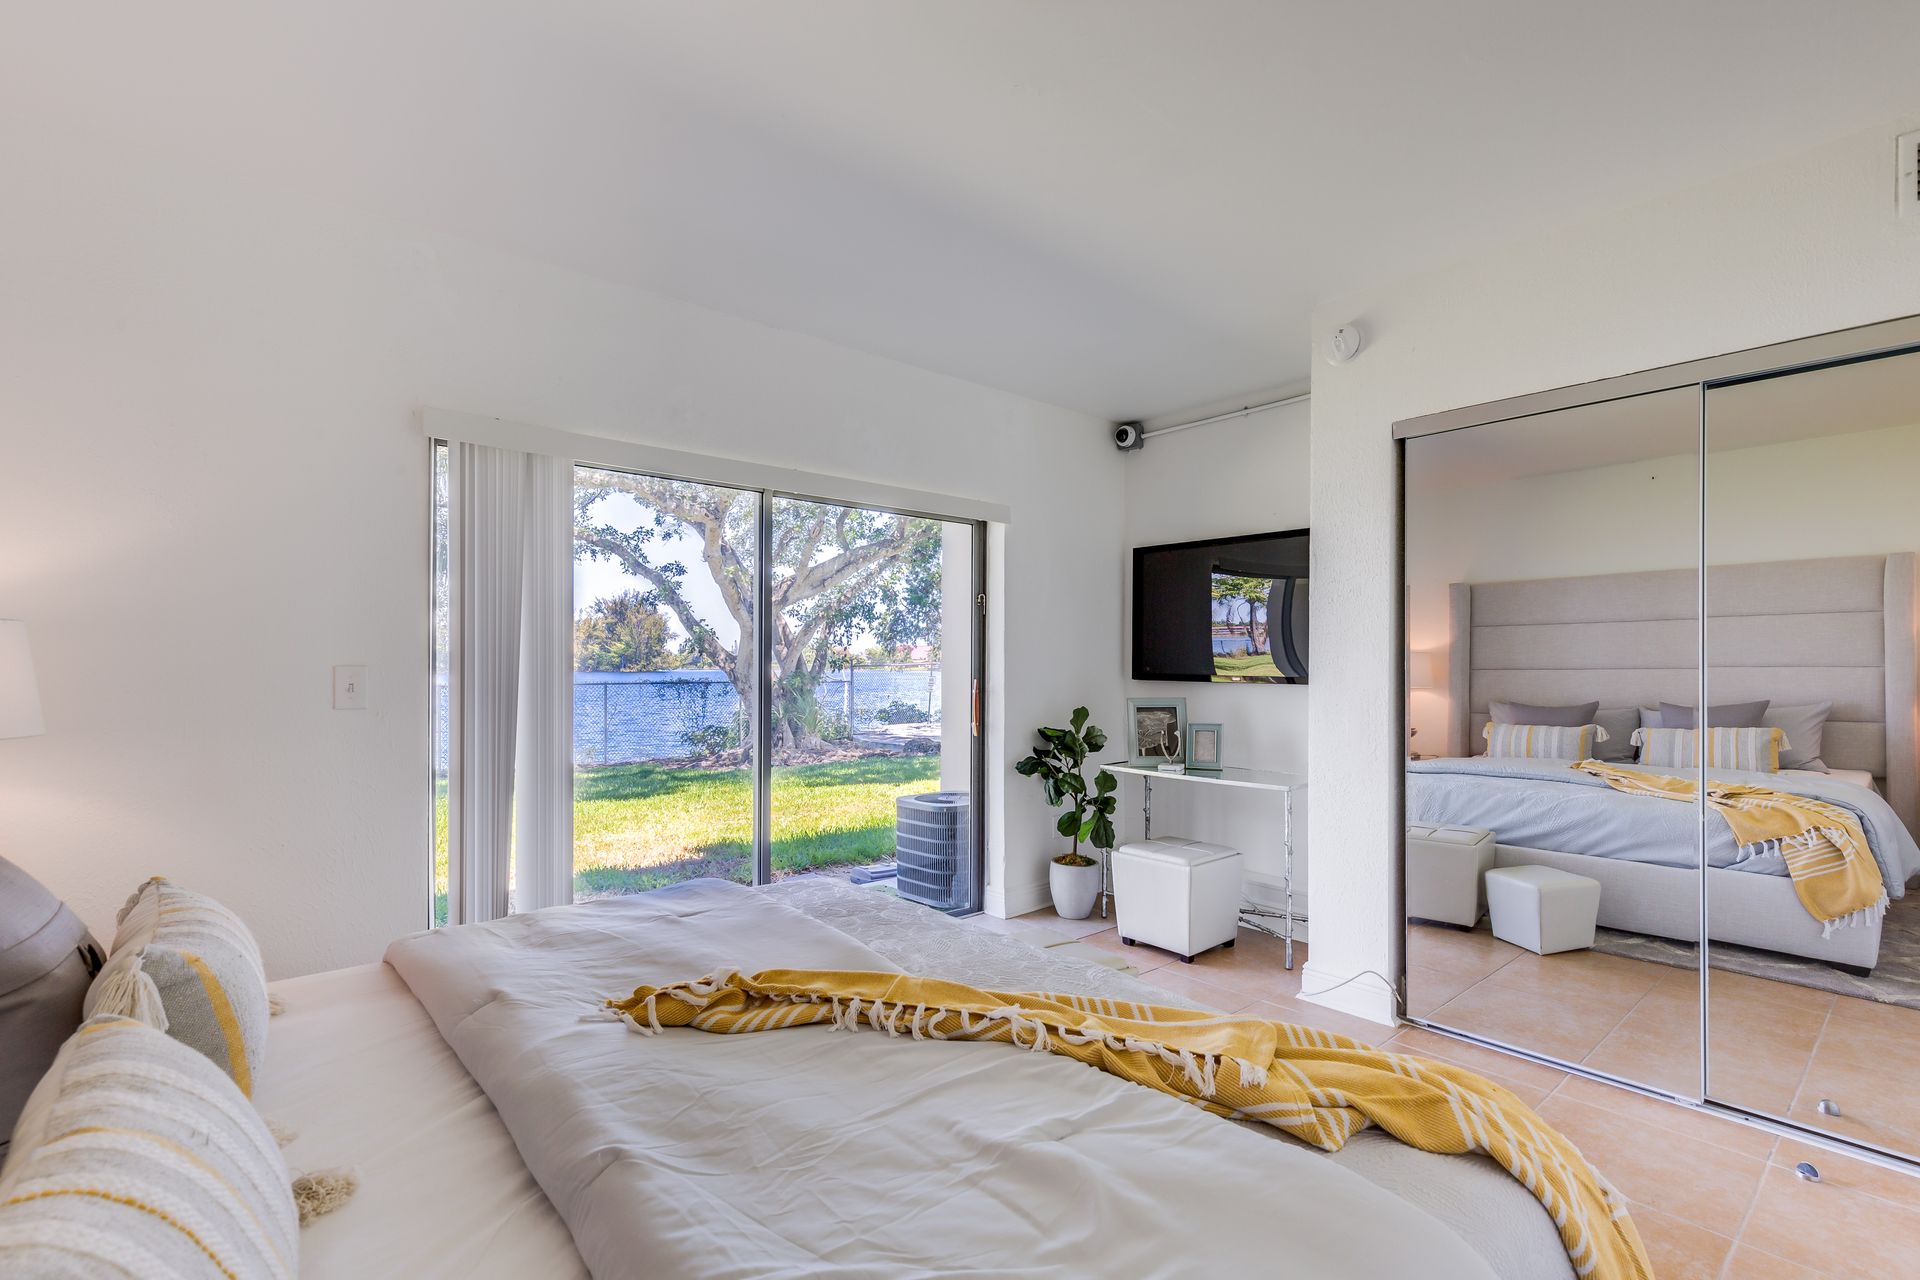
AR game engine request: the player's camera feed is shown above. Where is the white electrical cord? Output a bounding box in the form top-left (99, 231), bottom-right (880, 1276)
top-left (1296, 968), bottom-right (1407, 1015)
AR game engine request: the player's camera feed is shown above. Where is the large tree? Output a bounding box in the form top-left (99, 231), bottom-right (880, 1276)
top-left (1211, 575), bottom-right (1271, 652)
top-left (574, 589), bottom-right (683, 673)
top-left (573, 471), bottom-right (941, 753)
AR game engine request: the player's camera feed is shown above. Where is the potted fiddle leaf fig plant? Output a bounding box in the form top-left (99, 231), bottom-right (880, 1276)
top-left (1015, 707), bottom-right (1119, 919)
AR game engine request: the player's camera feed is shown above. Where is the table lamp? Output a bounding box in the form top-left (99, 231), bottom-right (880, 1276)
top-left (1407, 650), bottom-right (1438, 755)
top-left (0, 621), bottom-right (45, 740)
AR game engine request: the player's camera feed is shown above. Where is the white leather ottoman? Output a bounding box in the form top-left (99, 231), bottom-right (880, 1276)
top-left (1485, 865), bottom-right (1601, 955)
top-left (1112, 838), bottom-right (1243, 963)
top-left (1406, 824), bottom-right (1497, 928)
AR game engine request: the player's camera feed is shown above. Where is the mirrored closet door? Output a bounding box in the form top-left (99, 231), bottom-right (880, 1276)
top-left (1400, 315), bottom-right (1920, 1170)
top-left (1703, 346), bottom-right (1920, 1159)
top-left (1402, 386), bottom-right (1704, 1100)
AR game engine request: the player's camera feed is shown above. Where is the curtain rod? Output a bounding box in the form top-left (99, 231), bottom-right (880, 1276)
top-left (1140, 391), bottom-right (1310, 440)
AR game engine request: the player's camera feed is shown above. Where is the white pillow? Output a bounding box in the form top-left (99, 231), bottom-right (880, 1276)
top-left (0, 1015), bottom-right (297, 1278)
top-left (85, 878), bottom-right (269, 1097)
top-left (1632, 726), bottom-right (1787, 772)
top-left (1483, 722), bottom-right (1609, 761)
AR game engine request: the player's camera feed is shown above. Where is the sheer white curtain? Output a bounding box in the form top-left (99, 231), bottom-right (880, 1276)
top-left (447, 443), bottom-right (573, 923)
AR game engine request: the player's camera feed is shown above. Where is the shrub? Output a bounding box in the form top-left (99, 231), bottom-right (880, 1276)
top-left (872, 699), bottom-right (929, 725)
top-left (682, 723), bottom-right (740, 757)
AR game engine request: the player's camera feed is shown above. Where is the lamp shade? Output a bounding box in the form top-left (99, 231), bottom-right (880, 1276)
top-left (1407, 650), bottom-right (1440, 691)
top-left (0, 621), bottom-right (45, 739)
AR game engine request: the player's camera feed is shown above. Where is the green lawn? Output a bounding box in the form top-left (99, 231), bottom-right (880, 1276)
top-left (1213, 652), bottom-right (1286, 680)
top-left (434, 754), bottom-right (938, 924)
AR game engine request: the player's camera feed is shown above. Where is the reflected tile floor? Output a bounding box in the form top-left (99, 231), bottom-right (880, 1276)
top-left (963, 908), bottom-right (1920, 1280)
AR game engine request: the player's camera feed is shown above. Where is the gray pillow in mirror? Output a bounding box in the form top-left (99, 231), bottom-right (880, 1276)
top-left (1764, 702), bottom-right (1832, 771)
top-left (1593, 707), bottom-right (1640, 761)
top-left (1656, 700), bottom-right (1771, 729)
top-left (0, 855), bottom-right (103, 1154)
top-left (1490, 699), bottom-right (1599, 727)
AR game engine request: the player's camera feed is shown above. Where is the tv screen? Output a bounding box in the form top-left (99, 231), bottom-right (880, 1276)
top-left (1131, 529), bottom-right (1309, 684)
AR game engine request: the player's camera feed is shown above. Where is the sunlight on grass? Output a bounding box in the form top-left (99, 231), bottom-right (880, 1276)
top-left (433, 754), bottom-right (939, 924)
top-left (1213, 652), bottom-right (1285, 680)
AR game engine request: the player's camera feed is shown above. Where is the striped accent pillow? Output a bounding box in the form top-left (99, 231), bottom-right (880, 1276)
top-left (1632, 726), bottom-right (1788, 772)
top-left (0, 1015), bottom-right (296, 1278)
top-left (84, 879), bottom-right (268, 1097)
top-left (1483, 722), bottom-right (1609, 761)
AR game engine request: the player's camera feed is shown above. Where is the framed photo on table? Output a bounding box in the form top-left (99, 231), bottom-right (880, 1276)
top-left (1187, 722), bottom-right (1223, 770)
top-left (1125, 697), bottom-right (1186, 766)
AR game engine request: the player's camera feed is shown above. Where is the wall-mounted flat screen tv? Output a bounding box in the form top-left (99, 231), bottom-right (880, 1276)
top-left (1131, 529), bottom-right (1309, 684)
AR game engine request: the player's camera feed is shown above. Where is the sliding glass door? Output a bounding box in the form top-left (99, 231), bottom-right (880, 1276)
top-left (434, 454), bottom-right (985, 919)
top-left (572, 470), bottom-right (761, 896)
top-left (768, 498), bottom-right (981, 910)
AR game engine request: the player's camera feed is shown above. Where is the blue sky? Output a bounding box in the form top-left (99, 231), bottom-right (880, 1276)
top-left (573, 491), bottom-right (742, 651)
top-left (574, 488), bottom-right (953, 661)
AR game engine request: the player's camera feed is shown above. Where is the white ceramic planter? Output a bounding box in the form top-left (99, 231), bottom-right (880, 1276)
top-left (1048, 857), bottom-right (1102, 920)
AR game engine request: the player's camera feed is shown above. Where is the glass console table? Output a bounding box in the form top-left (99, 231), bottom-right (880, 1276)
top-left (1100, 762), bottom-right (1307, 970)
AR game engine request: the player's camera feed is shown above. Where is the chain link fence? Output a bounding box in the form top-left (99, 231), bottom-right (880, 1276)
top-left (435, 666), bottom-right (942, 770)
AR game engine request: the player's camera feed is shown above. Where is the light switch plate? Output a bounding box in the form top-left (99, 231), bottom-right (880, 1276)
top-left (1901, 130), bottom-right (1920, 220)
top-left (332, 665), bottom-right (368, 711)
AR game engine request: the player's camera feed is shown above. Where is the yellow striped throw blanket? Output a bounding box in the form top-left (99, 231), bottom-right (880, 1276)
top-left (609, 968), bottom-right (1651, 1280)
top-left (1574, 759), bottom-right (1889, 935)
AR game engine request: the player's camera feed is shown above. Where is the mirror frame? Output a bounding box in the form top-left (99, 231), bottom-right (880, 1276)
top-left (1391, 311), bottom-right (1920, 1176)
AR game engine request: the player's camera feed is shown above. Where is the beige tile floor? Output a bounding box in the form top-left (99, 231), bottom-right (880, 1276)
top-left (1413, 922), bottom-right (1920, 1154)
top-left (976, 907), bottom-right (1920, 1280)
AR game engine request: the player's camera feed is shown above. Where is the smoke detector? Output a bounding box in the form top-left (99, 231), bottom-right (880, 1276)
top-left (1901, 130), bottom-right (1920, 220)
top-left (1325, 324), bottom-right (1365, 365)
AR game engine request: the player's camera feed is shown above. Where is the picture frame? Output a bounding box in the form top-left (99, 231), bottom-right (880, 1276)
top-left (1125, 697), bottom-right (1186, 767)
top-left (1187, 722), bottom-right (1223, 770)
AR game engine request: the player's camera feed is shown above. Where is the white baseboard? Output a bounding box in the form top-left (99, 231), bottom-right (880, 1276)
top-left (985, 878), bottom-right (1050, 919)
top-left (996, 874), bottom-right (1293, 929)
top-left (1297, 961), bottom-right (1398, 1028)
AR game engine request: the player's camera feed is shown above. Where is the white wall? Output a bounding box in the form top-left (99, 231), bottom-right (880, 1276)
top-left (0, 127), bottom-right (1124, 977)
top-left (1308, 117), bottom-right (1920, 1024)
top-left (1119, 403), bottom-right (1311, 915)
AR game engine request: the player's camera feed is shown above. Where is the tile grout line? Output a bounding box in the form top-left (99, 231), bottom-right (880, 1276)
top-left (1777, 994), bottom-right (1838, 1135)
top-left (1711, 1132), bottom-right (1776, 1280)
top-left (1570, 964), bottom-right (1674, 1077)
top-left (1417, 963), bottom-right (1506, 1027)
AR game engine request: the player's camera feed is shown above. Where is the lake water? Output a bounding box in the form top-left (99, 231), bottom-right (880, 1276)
top-left (435, 667), bottom-right (942, 768)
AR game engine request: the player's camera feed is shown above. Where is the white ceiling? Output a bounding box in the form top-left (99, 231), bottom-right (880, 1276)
top-left (7, 2), bottom-right (1919, 420)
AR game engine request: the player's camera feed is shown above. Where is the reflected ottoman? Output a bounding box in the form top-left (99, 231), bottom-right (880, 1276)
top-left (1485, 864), bottom-right (1601, 955)
top-left (1406, 823), bottom-right (1497, 928)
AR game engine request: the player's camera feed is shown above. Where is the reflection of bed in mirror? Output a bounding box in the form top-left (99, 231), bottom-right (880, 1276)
top-left (1408, 552), bottom-right (1920, 972)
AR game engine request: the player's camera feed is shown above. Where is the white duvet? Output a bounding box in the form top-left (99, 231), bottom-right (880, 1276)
top-left (385, 879), bottom-right (1503, 1280)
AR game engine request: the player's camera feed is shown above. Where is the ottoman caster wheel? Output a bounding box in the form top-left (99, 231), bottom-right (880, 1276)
top-left (1223, 939), bottom-right (1235, 949)
top-left (1179, 955), bottom-right (1194, 964)
top-left (1119, 936), bottom-right (1136, 946)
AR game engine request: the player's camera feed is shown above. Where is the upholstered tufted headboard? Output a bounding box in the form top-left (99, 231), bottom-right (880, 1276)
top-left (1446, 553), bottom-right (1920, 835)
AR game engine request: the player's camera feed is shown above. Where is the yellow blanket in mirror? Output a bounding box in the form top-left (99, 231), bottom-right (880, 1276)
top-left (1575, 759), bottom-right (1888, 935)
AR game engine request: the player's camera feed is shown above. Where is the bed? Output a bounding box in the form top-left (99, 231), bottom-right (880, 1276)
top-left (256, 878), bottom-right (1576, 1280)
top-left (1415, 552), bottom-right (1920, 969)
